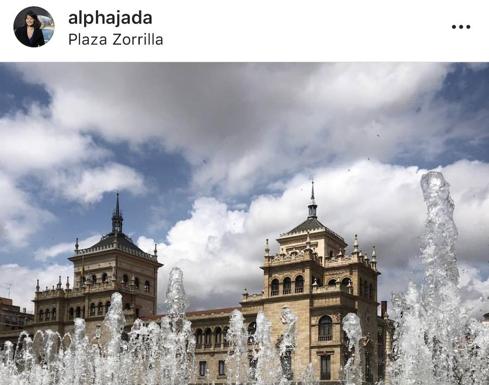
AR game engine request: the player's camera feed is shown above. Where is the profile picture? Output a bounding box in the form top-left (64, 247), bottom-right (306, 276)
top-left (13, 6), bottom-right (54, 47)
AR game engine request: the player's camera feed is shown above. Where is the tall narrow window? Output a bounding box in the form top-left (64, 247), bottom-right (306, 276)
top-left (223, 327), bottom-right (229, 347)
top-left (39, 310), bottom-right (44, 321)
top-left (295, 275), bottom-right (304, 293)
top-left (45, 309), bottom-right (50, 321)
top-left (318, 315), bottom-right (333, 341)
top-left (195, 329), bottom-right (203, 347)
top-left (102, 272), bottom-right (108, 282)
top-left (199, 361), bottom-right (207, 377)
top-left (68, 308), bottom-right (74, 320)
top-left (218, 360), bottom-right (225, 376)
top-left (215, 327), bottom-right (222, 347)
top-left (283, 277), bottom-right (291, 294)
top-left (320, 355), bottom-right (331, 380)
top-left (97, 302), bottom-right (103, 315)
top-left (52, 307), bottom-right (56, 320)
top-left (248, 321), bottom-right (256, 344)
top-left (90, 303), bottom-right (96, 316)
top-left (271, 279), bottom-right (279, 296)
top-left (75, 306), bottom-right (81, 318)
top-left (204, 328), bottom-right (212, 347)
top-left (105, 301), bottom-right (110, 313)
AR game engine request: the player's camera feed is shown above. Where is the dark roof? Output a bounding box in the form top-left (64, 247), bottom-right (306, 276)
top-left (283, 217), bottom-right (345, 242)
top-left (88, 231), bottom-right (146, 254)
top-left (285, 217), bottom-right (327, 235)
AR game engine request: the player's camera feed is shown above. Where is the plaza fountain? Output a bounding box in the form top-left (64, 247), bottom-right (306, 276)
top-left (1, 171), bottom-right (488, 385)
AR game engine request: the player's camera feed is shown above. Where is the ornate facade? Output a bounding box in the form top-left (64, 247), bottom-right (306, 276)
top-left (183, 183), bottom-right (393, 384)
top-left (0, 187), bottom-right (393, 384)
top-left (29, 194), bottom-right (163, 338)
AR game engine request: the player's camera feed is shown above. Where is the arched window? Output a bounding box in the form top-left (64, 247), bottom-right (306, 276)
top-left (68, 308), bottom-right (74, 320)
top-left (248, 321), bottom-right (256, 344)
top-left (134, 277), bottom-right (140, 289)
top-left (195, 329), bottom-right (203, 347)
top-left (223, 327), bottom-right (230, 347)
top-left (271, 279), bottom-right (279, 296)
top-left (105, 301), bottom-right (111, 313)
top-left (295, 275), bottom-right (304, 293)
top-left (329, 250), bottom-right (334, 258)
top-left (215, 327), bottom-right (222, 346)
top-left (102, 272), bottom-right (108, 283)
top-left (204, 328), bottom-right (212, 347)
top-left (318, 315), bottom-right (333, 341)
top-left (52, 307), bottom-right (56, 320)
top-left (91, 274), bottom-right (97, 284)
top-left (123, 274), bottom-right (129, 284)
top-left (39, 310), bottom-right (44, 321)
top-left (75, 306), bottom-right (81, 318)
top-left (97, 302), bottom-right (103, 315)
top-left (45, 309), bottom-right (50, 321)
top-left (283, 277), bottom-right (292, 294)
top-left (328, 279), bottom-right (337, 287)
top-left (90, 303), bottom-right (96, 316)
top-left (144, 280), bottom-right (150, 293)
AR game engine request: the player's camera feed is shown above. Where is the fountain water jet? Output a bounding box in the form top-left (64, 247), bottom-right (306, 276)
top-left (388, 171), bottom-right (489, 385)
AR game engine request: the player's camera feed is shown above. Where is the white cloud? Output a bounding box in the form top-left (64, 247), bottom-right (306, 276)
top-left (0, 263), bottom-right (72, 313)
top-left (0, 172), bottom-right (54, 248)
top-left (45, 163), bottom-right (147, 204)
top-left (14, 63), bottom-right (488, 196)
top-left (146, 159), bottom-right (489, 311)
top-left (458, 263), bottom-right (489, 319)
top-left (34, 234), bottom-right (101, 261)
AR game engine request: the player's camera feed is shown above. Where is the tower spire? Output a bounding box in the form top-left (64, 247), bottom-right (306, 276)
top-left (307, 180), bottom-right (317, 219)
top-left (112, 192), bottom-right (123, 233)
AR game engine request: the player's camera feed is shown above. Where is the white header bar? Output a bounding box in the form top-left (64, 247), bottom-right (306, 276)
top-left (1, 0), bottom-right (487, 61)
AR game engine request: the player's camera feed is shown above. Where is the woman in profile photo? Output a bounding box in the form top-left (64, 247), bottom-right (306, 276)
top-left (15, 10), bottom-right (45, 47)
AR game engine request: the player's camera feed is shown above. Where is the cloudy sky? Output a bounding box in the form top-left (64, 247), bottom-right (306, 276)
top-left (0, 63), bottom-right (488, 316)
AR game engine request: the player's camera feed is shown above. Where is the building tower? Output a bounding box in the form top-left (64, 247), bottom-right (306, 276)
top-left (32, 194), bottom-right (163, 337)
top-left (240, 181), bottom-right (385, 383)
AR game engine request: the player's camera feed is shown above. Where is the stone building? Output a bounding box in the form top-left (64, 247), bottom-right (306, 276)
top-left (0, 297), bottom-right (34, 345)
top-left (183, 183), bottom-right (393, 384)
top-left (29, 194), bottom-right (163, 338)
top-left (0, 187), bottom-right (393, 384)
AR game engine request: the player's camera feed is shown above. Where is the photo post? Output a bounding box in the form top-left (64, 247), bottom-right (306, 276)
top-left (0, 1), bottom-right (488, 384)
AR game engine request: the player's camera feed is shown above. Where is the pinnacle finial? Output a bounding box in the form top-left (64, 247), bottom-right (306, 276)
top-left (307, 180), bottom-right (318, 219)
top-left (36, 279), bottom-right (40, 292)
top-left (265, 238), bottom-right (270, 256)
top-left (115, 192), bottom-right (120, 215)
top-left (154, 243), bottom-right (158, 256)
top-left (371, 246), bottom-right (377, 270)
top-left (353, 234), bottom-right (359, 254)
top-left (112, 192), bottom-right (123, 233)
top-left (75, 237), bottom-right (79, 251)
